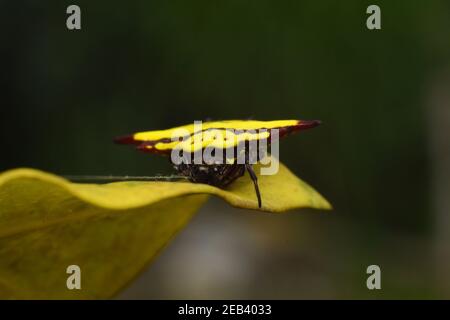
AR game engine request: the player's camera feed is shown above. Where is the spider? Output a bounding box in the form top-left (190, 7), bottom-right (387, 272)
top-left (115, 119), bottom-right (321, 208)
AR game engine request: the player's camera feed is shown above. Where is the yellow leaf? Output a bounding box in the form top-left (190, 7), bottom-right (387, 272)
top-left (0, 159), bottom-right (331, 299)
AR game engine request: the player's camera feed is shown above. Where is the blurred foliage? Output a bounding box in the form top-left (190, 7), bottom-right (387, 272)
top-left (1, 0), bottom-right (449, 298)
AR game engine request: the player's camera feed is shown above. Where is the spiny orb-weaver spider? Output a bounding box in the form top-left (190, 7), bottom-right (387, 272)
top-left (115, 119), bottom-right (321, 208)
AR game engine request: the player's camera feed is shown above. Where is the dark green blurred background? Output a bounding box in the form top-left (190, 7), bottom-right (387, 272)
top-left (1, 0), bottom-right (450, 298)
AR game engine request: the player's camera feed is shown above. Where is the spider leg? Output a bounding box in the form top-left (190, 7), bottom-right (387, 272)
top-left (245, 164), bottom-right (262, 208)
